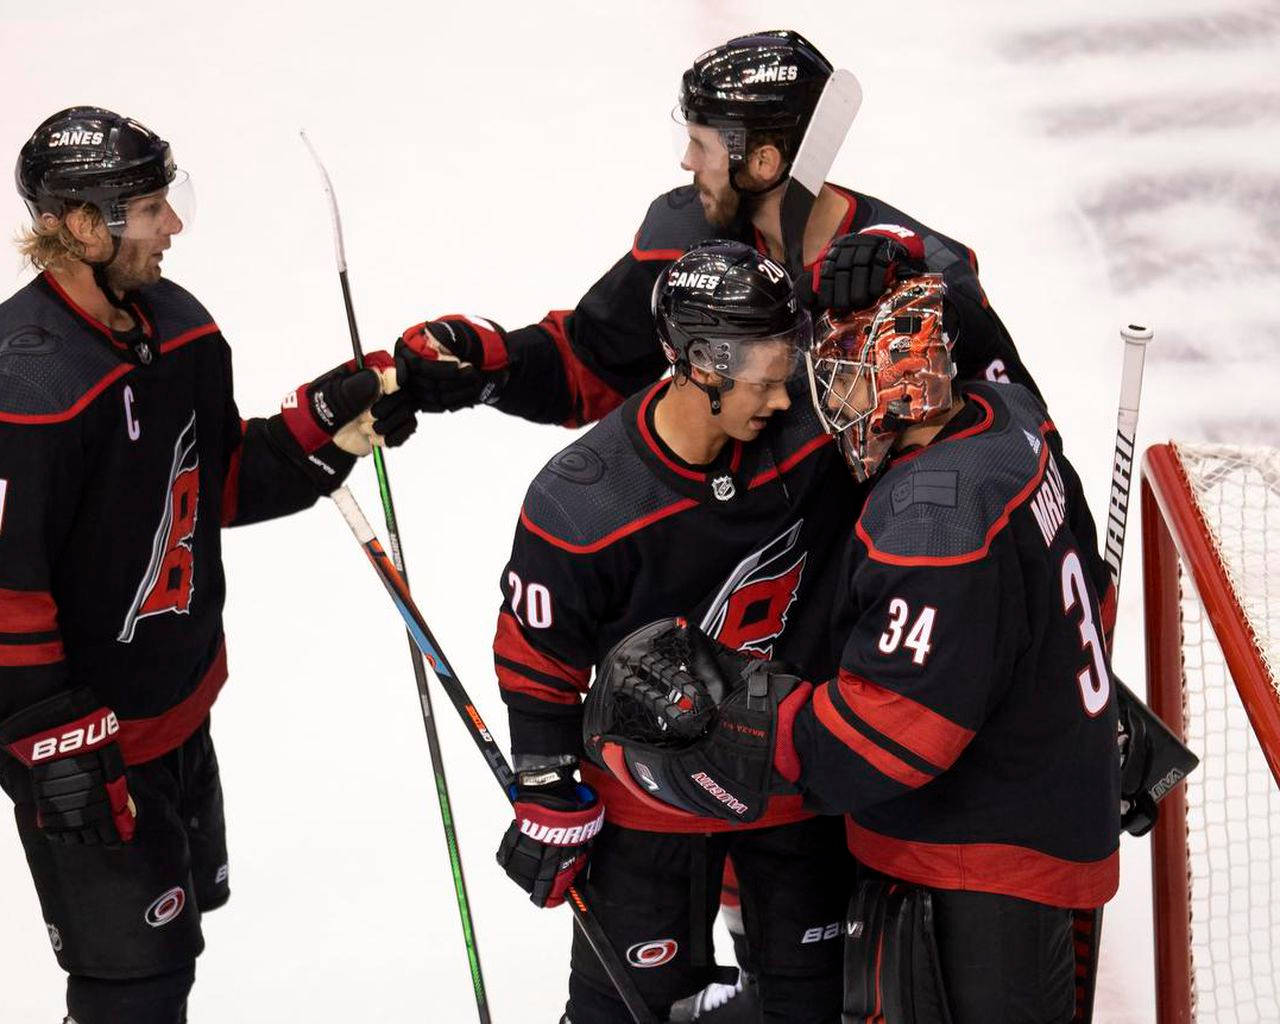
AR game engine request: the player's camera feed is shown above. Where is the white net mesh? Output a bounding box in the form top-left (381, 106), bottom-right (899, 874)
top-left (1172, 442), bottom-right (1280, 1022)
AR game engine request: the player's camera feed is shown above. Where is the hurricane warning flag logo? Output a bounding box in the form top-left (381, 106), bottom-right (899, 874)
top-left (119, 413), bottom-right (199, 642)
top-left (701, 521), bottom-right (806, 658)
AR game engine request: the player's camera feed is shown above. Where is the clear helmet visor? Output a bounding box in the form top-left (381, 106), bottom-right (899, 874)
top-left (117, 169), bottom-right (195, 240)
top-left (670, 106), bottom-right (743, 171)
top-left (687, 314), bottom-right (812, 387)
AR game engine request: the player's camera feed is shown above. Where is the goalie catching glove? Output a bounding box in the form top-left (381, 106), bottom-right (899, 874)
top-left (584, 617), bottom-right (811, 824)
top-left (496, 763), bottom-right (604, 908)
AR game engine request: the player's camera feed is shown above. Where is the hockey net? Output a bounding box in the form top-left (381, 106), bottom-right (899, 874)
top-left (1142, 442), bottom-right (1280, 1024)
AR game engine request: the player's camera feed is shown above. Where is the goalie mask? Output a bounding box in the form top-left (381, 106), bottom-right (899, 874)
top-left (806, 274), bottom-right (956, 482)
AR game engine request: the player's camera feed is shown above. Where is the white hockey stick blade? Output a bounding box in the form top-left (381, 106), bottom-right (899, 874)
top-left (781, 69), bottom-right (863, 277)
top-left (299, 129), bottom-right (348, 273)
top-left (790, 69), bottom-right (863, 197)
top-left (330, 485), bottom-right (376, 544)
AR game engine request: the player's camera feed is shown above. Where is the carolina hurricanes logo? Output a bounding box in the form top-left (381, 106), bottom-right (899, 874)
top-left (144, 886), bottom-right (187, 928)
top-left (701, 521), bottom-right (807, 658)
top-left (118, 413), bottom-right (199, 643)
top-left (626, 939), bottom-right (678, 968)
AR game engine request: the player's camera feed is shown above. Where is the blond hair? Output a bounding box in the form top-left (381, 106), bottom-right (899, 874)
top-left (15, 204), bottom-right (102, 271)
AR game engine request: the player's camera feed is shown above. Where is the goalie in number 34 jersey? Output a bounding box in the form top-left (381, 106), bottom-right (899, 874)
top-left (0, 107), bottom-right (417, 1024)
top-left (592, 274), bottom-right (1120, 1024)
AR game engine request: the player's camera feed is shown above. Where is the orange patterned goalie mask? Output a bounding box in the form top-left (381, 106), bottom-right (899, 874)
top-left (805, 274), bottom-right (957, 482)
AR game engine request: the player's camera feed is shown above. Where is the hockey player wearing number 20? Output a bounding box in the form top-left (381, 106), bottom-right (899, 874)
top-left (493, 241), bottom-right (860, 1023)
top-left (0, 107), bottom-right (417, 1024)
top-left (592, 276), bottom-right (1121, 1023)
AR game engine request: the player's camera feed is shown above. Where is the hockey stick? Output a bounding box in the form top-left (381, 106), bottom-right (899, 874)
top-left (330, 485), bottom-right (662, 1024)
top-left (300, 131), bottom-right (492, 1023)
top-left (780, 68), bottom-right (863, 282)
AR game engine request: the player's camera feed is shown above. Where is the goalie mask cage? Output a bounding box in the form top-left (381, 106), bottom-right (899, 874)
top-left (1142, 442), bottom-right (1280, 1024)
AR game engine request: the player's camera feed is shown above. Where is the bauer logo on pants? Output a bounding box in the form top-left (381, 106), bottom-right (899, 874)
top-left (626, 939), bottom-right (678, 969)
top-left (145, 886), bottom-right (187, 928)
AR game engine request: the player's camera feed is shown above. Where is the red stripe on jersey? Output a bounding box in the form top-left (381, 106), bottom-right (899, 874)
top-left (0, 639), bottom-right (64, 666)
top-left (749, 433), bottom-right (832, 489)
top-left (861, 411), bottom-right (1050, 567)
top-left (813, 684), bottom-right (933, 789)
top-left (116, 641), bottom-right (227, 765)
top-left (631, 232), bottom-right (684, 263)
top-left (888, 394), bottom-right (996, 470)
top-left (221, 422), bottom-right (246, 526)
top-left (537, 311), bottom-right (625, 427)
top-left (496, 663), bottom-right (581, 706)
top-left (1098, 581), bottom-right (1117, 645)
top-left (0, 323), bottom-right (220, 425)
top-left (835, 670), bottom-right (974, 773)
top-left (0, 588), bottom-right (58, 633)
top-left (493, 611), bottom-right (589, 691)
top-left (636, 383), bottom-right (704, 481)
top-left (844, 818), bottom-right (1120, 910)
top-left (519, 498), bottom-right (698, 555)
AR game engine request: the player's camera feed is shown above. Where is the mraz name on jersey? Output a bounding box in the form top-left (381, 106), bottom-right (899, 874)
top-left (1029, 452), bottom-right (1069, 549)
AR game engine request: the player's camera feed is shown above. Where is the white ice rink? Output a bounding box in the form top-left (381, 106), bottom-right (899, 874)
top-left (2, 1), bottom-right (1277, 1020)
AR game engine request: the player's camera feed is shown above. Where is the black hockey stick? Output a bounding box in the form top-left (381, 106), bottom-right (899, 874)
top-left (779, 68), bottom-right (862, 282)
top-left (300, 132), bottom-right (492, 1023)
top-left (330, 485), bottom-right (661, 1024)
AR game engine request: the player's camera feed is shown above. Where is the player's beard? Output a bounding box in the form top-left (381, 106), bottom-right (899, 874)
top-left (695, 172), bottom-right (742, 229)
top-left (105, 237), bottom-right (165, 294)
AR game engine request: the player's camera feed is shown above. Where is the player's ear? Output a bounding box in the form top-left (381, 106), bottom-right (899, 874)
top-left (746, 143), bottom-right (784, 187)
top-left (688, 365), bottom-right (724, 390)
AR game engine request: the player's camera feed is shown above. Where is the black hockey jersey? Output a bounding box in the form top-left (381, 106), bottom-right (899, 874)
top-left (0, 272), bottom-right (346, 765)
top-left (791, 382), bottom-right (1120, 909)
top-left (460, 183), bottom-right (1036, 426)
top-left (495, 379), bottom-right (858, 832)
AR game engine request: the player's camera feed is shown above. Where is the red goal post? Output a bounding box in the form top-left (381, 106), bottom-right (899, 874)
top-left (1142, 442), bottom-right (1280, 1024)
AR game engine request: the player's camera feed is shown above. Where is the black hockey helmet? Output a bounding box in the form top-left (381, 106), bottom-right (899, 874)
top-left (678, 30), bottom-right (832, 172)
top-left (653, 239), bottom-right (810, 413)
top-left (16, 106), bottom-right (179, 235)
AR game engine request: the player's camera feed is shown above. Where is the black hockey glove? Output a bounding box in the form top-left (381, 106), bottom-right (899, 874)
top-left (584, 618), bottom-right (812, 824)
top-left (0, 687), bottom-right (136, 846)
top-left (266, 351), bottom-right (401, 493)
top-left (1117, 681), bottom-right (1199, 836)
top-left (395, 315), bottom-right (508, 413)
top-left (496, 764), bottom-right (604, 908)
top-left (817, 228), bottom-right (928, 313)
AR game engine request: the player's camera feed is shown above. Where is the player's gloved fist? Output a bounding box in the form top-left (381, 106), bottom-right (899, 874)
top-left (496, 764), bottom-right (604, 908)
top-left (267, 351), bottom-right (402, 492)
top-left (0, 687), bottom-right (136, 846)
top-left (584, 617), bottom-right (812, 824)
top-left (817, 228), bottom-right (928, 313)
top-left (396, 314), bottom-right (509, 414)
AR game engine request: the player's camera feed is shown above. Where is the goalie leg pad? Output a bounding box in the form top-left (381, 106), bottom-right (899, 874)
top-left (842, 879), bottom-right (952, 1024)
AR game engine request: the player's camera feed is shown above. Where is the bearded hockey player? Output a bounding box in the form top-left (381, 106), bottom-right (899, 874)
top-left (387, 29), bottom-right (1037, 428)
top-left (492, 241), bottom-right (859, 1023)
top-left (0, 107), bottom-right (416, 1024)
top-left (592, 276), bottom-right (1121, 1023)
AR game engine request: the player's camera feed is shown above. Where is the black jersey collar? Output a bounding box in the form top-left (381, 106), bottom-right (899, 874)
top-left (39, 270), bottom-right (159, 366)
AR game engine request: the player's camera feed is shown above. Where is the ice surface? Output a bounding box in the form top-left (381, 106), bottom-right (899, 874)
top-left (1, 1), bottom-right (1276, 1020)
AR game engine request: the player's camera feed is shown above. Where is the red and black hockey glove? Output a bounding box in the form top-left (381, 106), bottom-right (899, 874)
top-left (267, 351), bottom-right (405, 492)
top-left (394, 315), bottom-right (509, 413)
top-left (584, 618), bottom-right (811, 824)
top-left (496, 764), bottom-right (604, 909)
top-left (0, 687), bottom-right (136, 846)
top-left (817, 228), bottom-right (928, 313)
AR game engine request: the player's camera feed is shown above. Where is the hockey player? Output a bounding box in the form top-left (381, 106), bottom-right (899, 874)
top-left (0, 107), bottom-right (416, 1024)
top-left (387, 29), bottom-right (1037, 429)
top-left (492, 241), bottom-right (859, 1023)
top-left (590, 275), bottom-right (1121, 1023)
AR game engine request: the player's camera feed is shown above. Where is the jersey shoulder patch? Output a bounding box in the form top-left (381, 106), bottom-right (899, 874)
top-left (521, 411), bottom-right (687, 553)
top-left (857, 383), bottom-right (1052, 564)
top-left (633, 185), bottom-right (717, 261)
top-left (0, 280), bottom-right (125, 420)
top-left (141, 278), bottom-right (216, 337)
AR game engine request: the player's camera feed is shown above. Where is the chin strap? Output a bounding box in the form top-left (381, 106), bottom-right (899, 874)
top-left (729, 165), bottom-right (790, 199)
top-left (88, 239), bottom-right (158, 366)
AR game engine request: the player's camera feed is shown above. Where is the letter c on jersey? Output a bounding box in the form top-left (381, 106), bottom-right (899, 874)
top-left (123, 385), bottom-right (141, 441)
top-left (626, 939), bottom-right (678, 969)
